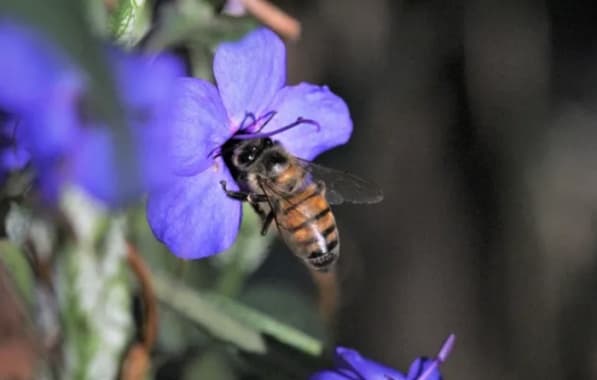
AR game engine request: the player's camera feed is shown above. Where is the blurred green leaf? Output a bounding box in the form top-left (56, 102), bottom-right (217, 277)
top-left (4, 201), bottom-right (31, 246)
top-left (110, 0), bottom-right (151, 47)
top-left (143, 0), bottom-right (256, 54)
top-left (56, 191), bottom-right (132, 379)
top-left (155, 305), bottom-right (210, 352)
top-left (85, 0), bottom-right (110, 37)
top-left (153, 272), bottom-right (267, 354)
top-left (182, 348), bottom-right (236, 380)
top-left (0, 240), bottom-right (33, 305)
top-left (154, 273), bottom-right (323, 357)
top-left (241, 284), bottom-right (326, 341)
top-left (205, 292), bottom-right (323, 357)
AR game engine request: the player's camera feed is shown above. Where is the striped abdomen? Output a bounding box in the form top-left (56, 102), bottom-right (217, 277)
top-left (274, 182), bottom-right (339, 272)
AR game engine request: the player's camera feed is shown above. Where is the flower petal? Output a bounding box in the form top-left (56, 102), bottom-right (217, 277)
top-left (19, 73), bottom-right (82, 159)
top-left (164, 78), bottom-right (231, 177)
top-left (71, 126), bottom-right (146, 206)
top-left (335, 347), bottom-right (406, 380)
top-left (0, 21), bottom-right (78, 111)
top-left (0, 118), bottom-right (29, 171)
top-left (264, 83), bottom-right (352, 160)
top-left (146, 160), bottom-right (242, 259)
top-left (214, 28), bottom-right (286, 126)
top-left (406, 358), bottom-right (441, 380)
top-left (110, 50), bottom-right (184, 111)
top-left (309, 369), bottom-right (359, 380)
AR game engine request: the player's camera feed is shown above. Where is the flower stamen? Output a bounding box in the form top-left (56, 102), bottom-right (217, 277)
top-left (239, 110), bottom-right (277, 133)
top-left (232, 116), bottom-right (320, 140)
top-left (417, 334), bottom-right (456, 380)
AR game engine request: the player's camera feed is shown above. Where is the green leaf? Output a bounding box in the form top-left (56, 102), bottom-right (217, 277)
top-left (56, 190), bottom-right (132, 379)
top-left (4, 202), bottom-right (32, 246)
top-left (205, 292), bottom-right (323, 357)
top-left (0, 240), bottom-right (33, 305)
top-left (110, 0), bottom-right (151, 47)
top-left (182, 348), bottom-right (236, 380)
top-left (153, 273), bottom-right (267, 354)
top-left (143, 0), bottom-right (257, 53)
top-left (241, 284), bottom-right (326, 341)
top-left (153, 273), bottom-right (323, 357)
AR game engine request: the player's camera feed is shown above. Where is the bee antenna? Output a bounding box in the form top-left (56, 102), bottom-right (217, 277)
top-left (416, 334), bottom-right (456, 380)
top-left (231, 117), bottom-right (320, 140)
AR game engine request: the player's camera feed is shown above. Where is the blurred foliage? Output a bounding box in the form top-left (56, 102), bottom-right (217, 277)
top-left (0, 239), bottom-right (33, 305)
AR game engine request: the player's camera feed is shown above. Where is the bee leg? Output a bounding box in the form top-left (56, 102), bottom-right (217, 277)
top-left (260, 212), bottom-right (274, 236)
top-left (220, 180), bottom-right (268, 203)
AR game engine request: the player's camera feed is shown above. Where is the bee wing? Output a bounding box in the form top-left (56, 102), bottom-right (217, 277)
top-left (297, 158), bottom-right (384, 205)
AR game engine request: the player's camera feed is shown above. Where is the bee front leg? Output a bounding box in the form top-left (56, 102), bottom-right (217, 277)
top-left (261, 212), bottom-right (274, 236)
top-left (220, 180), bottom-right (268, 203)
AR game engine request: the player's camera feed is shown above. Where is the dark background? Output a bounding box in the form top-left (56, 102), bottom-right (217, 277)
top-left (261, 1), bottom-right (597, 378)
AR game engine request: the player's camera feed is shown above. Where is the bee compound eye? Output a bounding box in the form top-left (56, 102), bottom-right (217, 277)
top-left (238, 152), bottom-right (255, 165)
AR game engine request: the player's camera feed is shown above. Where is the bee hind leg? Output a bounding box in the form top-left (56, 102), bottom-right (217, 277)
top-left (260, 212), bottom-right (274, 236)
top-left (220, 180), bottom-right (268, 203)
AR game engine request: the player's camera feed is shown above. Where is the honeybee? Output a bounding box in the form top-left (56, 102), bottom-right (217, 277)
top-left (220, 137), bottom-right (383, 272)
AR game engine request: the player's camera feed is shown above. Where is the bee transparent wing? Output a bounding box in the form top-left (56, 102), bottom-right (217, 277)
top-left (297, 158), bottom-right (384, 205)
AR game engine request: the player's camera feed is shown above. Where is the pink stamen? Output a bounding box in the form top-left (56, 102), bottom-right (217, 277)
top-left (417, 334), bottom-right (456, 380)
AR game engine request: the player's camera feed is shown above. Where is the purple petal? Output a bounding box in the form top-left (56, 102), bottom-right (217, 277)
top-left (163, 78), bottom-right (231, 177)
top-left (0, 118), bottom-right (29, 171)
top-left (19, 73), bottom-right (82, 159)
top-left (71, 126), bottom-right (147, 206)
top-left (335, 347), bottom-right (406, 380)
top-left (309, 369), bottom-right (360, 380)
top-left (406, 358), bottom-right (441, 380)
top-left (110, 51), bottom-right (187, 190)
top-left (146, 160), bottom-right (242, 259)
top-left (33, 158), bottom-right (64, 203)
top-left (0, 21), bottom-right (83, 160)
top-left (110, 49), bottom-right (184, 112)
top-left (263, 83), bottom-right (352, 160)
top-left (1, 145), bottom-right (29, 171)
top-left (214, 28), bottom-right (286, 126)
top-left (0, 21), bottom-right (79, 111)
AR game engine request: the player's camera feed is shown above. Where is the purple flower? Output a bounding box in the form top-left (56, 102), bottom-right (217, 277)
top-left (0, 113), bottom-right (29, 182)
top-left (0, 20), bottom-right (183, 205)
top-left (310, 334), bottom-right (456, 380)
top-left (146, 28), bottom-right (352, 259)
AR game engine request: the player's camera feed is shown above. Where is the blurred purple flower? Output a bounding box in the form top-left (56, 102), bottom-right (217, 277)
top-left (0, 21), bottom-right (183, 206)
top-left (310, 334), bottom-right (456, 380)
top-left (0, 113), bottom-right (29, 182)
top-left (146, 27), bottom-right (352, 259)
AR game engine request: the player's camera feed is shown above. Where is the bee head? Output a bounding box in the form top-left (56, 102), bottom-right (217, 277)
top-left (228, 138), bottom-right (272, 170)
